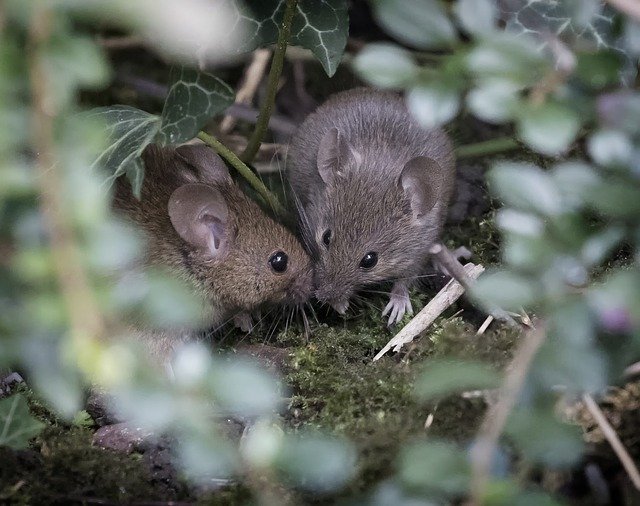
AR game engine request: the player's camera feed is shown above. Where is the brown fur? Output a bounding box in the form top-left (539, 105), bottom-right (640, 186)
top-left (114, 144), bottom-right (313, 335)
top-left (288, 88), bottom-right (455, 307)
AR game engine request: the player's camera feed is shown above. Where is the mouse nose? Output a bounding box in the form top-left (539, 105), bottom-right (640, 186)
top-left (288, 268), bottom-right (313, 305)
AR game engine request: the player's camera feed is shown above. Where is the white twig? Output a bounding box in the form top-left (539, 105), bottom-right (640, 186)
top-left (373, 263), bottom-right (485, 361)
top-left (476, 315), bottom-right (494, 336)
top-left (583, 393), bottom-right (640, 491)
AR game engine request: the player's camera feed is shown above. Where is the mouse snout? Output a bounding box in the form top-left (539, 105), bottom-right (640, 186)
top-left (287, 268), bottom-right (314, 305)
top-left (314, 284), bottom-right (352, 315)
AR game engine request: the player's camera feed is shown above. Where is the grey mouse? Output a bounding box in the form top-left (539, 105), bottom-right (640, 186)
top-left (113, 144), bottom-right (313, 361)
top-left (288, 88), bottom-right (455, 325)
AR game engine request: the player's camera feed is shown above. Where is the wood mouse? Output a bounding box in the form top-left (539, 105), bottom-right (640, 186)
top-left (288, 88), bottom-right (455, 325)
top-left (113, 144), bottom-right (313, 355)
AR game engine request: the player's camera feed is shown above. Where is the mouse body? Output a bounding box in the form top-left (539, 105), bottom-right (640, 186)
top-left (113, 144), bottom-right (313, 358)
top-left (288, 88), bottom-right (455, 324)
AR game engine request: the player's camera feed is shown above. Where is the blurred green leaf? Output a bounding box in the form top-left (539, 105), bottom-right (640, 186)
top-left (588, 129), bottom-right (633, 167)
top-left (454, 0), bottom-right (497, 36)
top-left (407, 85), bottom-right (460, 128)
top-left (399, 440), bottom-right (470, 496)
top-left (353, 43), bottom-right (419, 88)
top-left (370, 481), bottom-right (439, 506)
top-left (0, 394), bottom-right (45, 449)
top-left (88, 106), bottom-right (161, 196)
top-left (466, 80), bottom-right (520, 123)
top-left (471, 269), bottom-right (537, 312)
top-left (506, 408), bottom-right (583, 468)
top-left (496, 209), bottom-right (544, 237)
top-left (575, 51), bottom-right (622, 89)
top-left (623, 19), bottom-right (640, 56)
top-left (373, 0), bottom-right (456, 50)
top-left (177, 431), bottom-right (238, 484)
top-left (276, 433), bottom-right (356, 492)
top-left (415, 359), bottom-right (500, 402)
top-left (584, 179), bottom-right (640, 218)
top-left (157, 66), bottom-right (234, 145)
top-left (581, 227), bottom-right (625, 267)
top-left (489, 162), bottom-right (563, 216)
top-left (550, 161), bottom-right (601, 210)
top-left (596, 91), bottom-right (640, 136)
top-left (516, 102), bottom-right (580, 155)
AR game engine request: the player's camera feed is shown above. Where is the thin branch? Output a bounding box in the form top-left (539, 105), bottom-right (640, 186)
top-left (28, 7), bottom-right (105, 351)
top-left (583, 393), bottom-right (640, 491)
top-left (455, 137), bottom-right (520, 160)
top-left (470, 323), bottom-right (547, 504)
top-left (197, 131), bottom-right (287, 217)
top-left (241, 0), bottom-right (298, 163)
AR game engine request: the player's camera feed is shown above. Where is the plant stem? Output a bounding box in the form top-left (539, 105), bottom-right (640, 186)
top-left (455, 137), bottom-right (520, 159)
top-left (198, 131), bottom-right (287, 217)
top-left (240, 0), bottom-right (298, 163)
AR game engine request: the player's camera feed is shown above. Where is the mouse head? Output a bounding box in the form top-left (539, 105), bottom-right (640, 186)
top-left (307, 128), bottom-right (445, 313)
top-left (168, 145), bottom-right (313, 312)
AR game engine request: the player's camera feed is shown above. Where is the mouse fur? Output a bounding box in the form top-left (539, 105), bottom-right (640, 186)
top-left (288, 88), bottom-right (455, 324)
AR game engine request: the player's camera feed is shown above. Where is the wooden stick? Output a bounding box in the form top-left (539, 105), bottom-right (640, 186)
top-left (373, 263), bottom-right (485, 361)
top-left (583, 393), bottom-right (640, 491)
top-left (470, 323), bottom-right (546, 503)
top-left (476, 315), bottom-right (494, 336)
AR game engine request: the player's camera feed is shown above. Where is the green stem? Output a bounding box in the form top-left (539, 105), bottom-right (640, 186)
top-left (198, 131), bottom-right (287, 217)
top-left (455, 137), bottom-right (520, 159)
top-left (240, 0), bottom-right (298, 163)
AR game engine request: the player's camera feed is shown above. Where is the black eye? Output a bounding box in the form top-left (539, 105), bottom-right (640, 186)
top-left (322, 230), bottom-right (331, 246)
top-left (269, 251), bottom-right (288, 273)
top-left (359, 252), bottom-right (378, 269)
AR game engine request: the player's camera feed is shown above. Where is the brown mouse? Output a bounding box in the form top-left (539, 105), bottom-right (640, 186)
top-left (113, 144), bottom-right (313, 358)
top-left (288, 88), bottom-right (455, 325)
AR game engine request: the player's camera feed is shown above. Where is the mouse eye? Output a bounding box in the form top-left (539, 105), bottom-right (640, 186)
top-left (359, 252), bottom-right (378, 270)
top-left (322, 229), bottom-right (331, 247)
top-left (269, 251), bottom-right (288, 273)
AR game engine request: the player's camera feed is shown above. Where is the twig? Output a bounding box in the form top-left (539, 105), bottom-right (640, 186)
top-left (241, 0), bottom-right (298, 163)
top-left (28, 7), bottom-right (105, 353)
top-left (197, 131), bottom-right (287, 217)
top-left (582, 393), bottom-right (640, 491)
top-left (469, 323), bottom-right (547, 504)
top-left (455, 137), bottom-right (520, 160)
top-left (476, 315), bottom-right (494, 336)
top-left (606, 0), bottom-right (640, 22)
top-left (373, 263), bottom-right (485, 361)
top-left (625, 361), bottom-right (640, 377)
top-left (221, 48), bottom-right (272, 133)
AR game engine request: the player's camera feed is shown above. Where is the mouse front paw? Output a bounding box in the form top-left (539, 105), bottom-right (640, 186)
top-left (233, 312), bottom-right (254, 333)
top-left (382, 283), bottom-right (413, 326)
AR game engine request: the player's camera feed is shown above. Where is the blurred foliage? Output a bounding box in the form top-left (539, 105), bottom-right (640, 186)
top-left (1, 0), bottom-right (640, 504)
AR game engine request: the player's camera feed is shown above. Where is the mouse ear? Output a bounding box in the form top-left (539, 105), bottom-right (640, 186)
top-left (317, 127), bottom-right (361, 185)
top-left (168, 183), bottom-right (230, 259)
top-left (398, 156), bottom-right (443, 221)
top-left (175, 144), bottom-right (231, 185)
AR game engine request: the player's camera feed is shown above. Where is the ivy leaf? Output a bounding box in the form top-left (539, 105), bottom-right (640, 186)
top-left (0, 394), bottom-right (45, 449)
top-left (373, 0), bottom-right (457, 50)
top-left (229, 0), bottom-right (349, 77)
top-left (157, 67), bottom-right (234, 145)
top-left (516, 102), bottom-right (580, 156)
top-left (353, 43), bottom-right (419, 88)
top-left (88, 106), bottom-right (161, 197)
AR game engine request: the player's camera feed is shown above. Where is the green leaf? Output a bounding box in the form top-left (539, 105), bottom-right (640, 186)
top-left (231, 0), bottom-right (349, 77)
top-left (506, 408), bottom-right (584, 468)
top-left (157, 66), bottom-right (234, 145)
top-left (584, 180), bottom-right (640, 218)
top-left (399, 440), bottom-right (470, 496)
top-left (516, 102), bottom-right (580, 155)
top-left (87, 106), bottom-right (161, 193)
top-left (276, 433), bottom-right (356, 492)
top-left (466, 79), bottom-right (520, 123)
top-left (575, 51), bottom-right (623, 89)
top-left (551, 162), bottom-right (601, 210)
top-left (454, 0), bottom-right (497, 36)
top-left (415, 359), bottom-right (500, 402)
top-left (0, 394), bottom-right (45, 449)
top-left (291, 0), bottom-right (349, 77)
top-left (353, 43), bottom-right (419, 88)
top-left (471, 269), bottom-right (537, 312)
top-left (373, 0), bottom-right (457, 50)
top-left (407, 85), bottom-right (460, 128)
top-left (587, 129), bottom-right (633, 167)
top-left (488, 162), bottom-right (563, 216)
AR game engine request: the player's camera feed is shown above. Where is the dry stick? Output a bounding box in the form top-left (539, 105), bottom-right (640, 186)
top-left (241, 0), bottom-right (298, 163)
top-left (582, 393), bottom-right (640, 490)
top-left (373, 263), bottom-right (485, 361)
top-left (469, 323), bottom-right (547, 504)
top-left (28, 8), bottom-right (105, 351)
top-left (606, 0), bottom-right (640, 22)
top-left (221, 48), bottom-right (272, 134)
top-left (476, 315), bottom-right (494, 336)
top-left (197, 131), bottom-right (287, 217)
